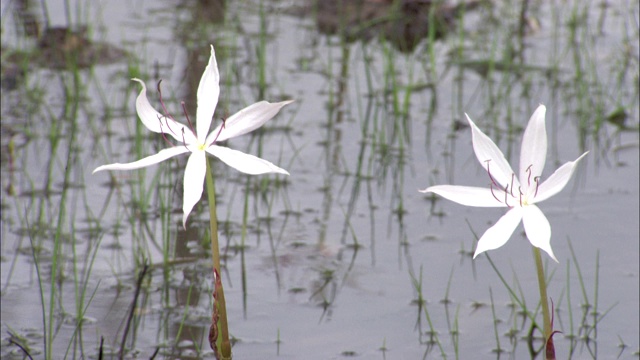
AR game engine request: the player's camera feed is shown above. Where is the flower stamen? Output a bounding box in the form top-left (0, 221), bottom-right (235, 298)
top-left (504, 185), bottom-right (511, 208)
top-left (156, 80), bottom-right (179, 136)
top-left (181, 128), bottom-right (190, 151)
top-left (485, 160), bottom-right (500, 187)
top-left (510, 173), bottom-right (515, 196)
top-left (181, 101), bottom-right (196, 136)
top-left (526, 164), bottom-right (533, 186)
top-left (208, 117), bottom-right (227, 147)
top-left (156, 114), bottom-right (175, 147)
top-left (518, 186), bottom-right (524, 206)
top-left (534, 176), bottom-right (541, 197)
top-left (490, 183), bottom-right (502, 203)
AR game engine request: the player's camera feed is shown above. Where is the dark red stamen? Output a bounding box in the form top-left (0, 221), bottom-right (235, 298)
top-left (510, 173), bottom-right (515, 196)
top-left (504, 185), bottom-right (511, 208)
top-left (181, 101), bottom-right (196, 135)
top-left (526, 164), bottom-right (533, 186)
top-left (156, 80), bottom-right (180, 136)
top-left (518, 187), bottom-right (523, 206)
top-left (156, 114), bottom-right (175, 147)
top-left (534, 176), bottom-right (541, 197)
top-left (181, 129), bottom-right (190, 151)
top-left (208, 117), bottom-right (227, 147)
top-left (485, 160), bottom-right (500, 187)
top-left (490, 183), bottom-right (502, 203)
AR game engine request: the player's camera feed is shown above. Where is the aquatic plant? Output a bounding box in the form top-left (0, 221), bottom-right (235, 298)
top-left (94, 44), bottom-right (292, 359)
top-left (421, 105), bottom-right (588, 359)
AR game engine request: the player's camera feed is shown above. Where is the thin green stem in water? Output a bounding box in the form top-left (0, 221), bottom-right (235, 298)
top-left (533, 247), bottom-right (552, 358)
top-left (205, 158), bottom-right (231, 359)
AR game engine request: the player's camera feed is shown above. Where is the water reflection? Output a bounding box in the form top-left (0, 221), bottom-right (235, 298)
top-left (167, 225), bottom-right (207, 359)
top-left (7, 0), bottom-right (126, 70)
top-left (1, 0), bottom-right (638, 359)
top-left (313, 0), bottom-right (483, 52)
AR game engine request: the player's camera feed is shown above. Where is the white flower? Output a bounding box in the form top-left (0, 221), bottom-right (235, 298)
top-left (420, 105), bottom-right (588, 261)
top-left (94, 45), bottom-right (292, 227)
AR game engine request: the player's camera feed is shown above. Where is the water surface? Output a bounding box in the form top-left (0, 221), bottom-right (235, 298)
top-left (1, 1), bottom-right (638, 359)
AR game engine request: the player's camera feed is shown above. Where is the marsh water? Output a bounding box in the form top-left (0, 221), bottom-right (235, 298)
top-left (1, 1), bottom-right (639, 359)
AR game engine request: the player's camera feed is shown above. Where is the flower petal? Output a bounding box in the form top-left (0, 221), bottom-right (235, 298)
top-left (206, 145), bottom-right (289, 175)
top-left (473, 207), bottom-right (523, 258)
top-left (196, 45), bottom-right (220, 143)
top-left (182, 151), bottom-right (207, 228)
top-left (532, 152), bottom-right (588, 204)
top-left (522, 204), bottom-right (557, 262)
top-left (519, 105), bottom-right (547, 194)
top-left (132, 78), bottom-right (196, 144)
top-left (207, 100), bottom-right (294, 144)
top-left (92, 146), bottom-right (189, 174)
top-left (467, 114), bottom-right (519, 191)
top-left (420, 185), bottom-right (507, 207)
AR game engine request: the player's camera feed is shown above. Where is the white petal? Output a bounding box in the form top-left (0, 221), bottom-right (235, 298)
top-left (206, 145), bottom-right (289, 175)
top-left (466, 114), bottom-right (520, 191)
top-left (207, 100), bottom-right (294, 144)
top-left (522, 205), bottom-right (557, 262)
top-left (532, 152), bottom-right (588, 204)
top-left (132, 78), bottom-right (196, 144)
top-left (420, 185), bottom-right (507, 207)
top-left (182, 151), bottom-right (207, 228)
top-left (519, 105), bottom-right (547, 194)
top-left (196, 45), bottom-right (220, 143)
top-left (473, 207), bottom-right (523, 258)
top-left (92, 146), bottom-right (189, 173)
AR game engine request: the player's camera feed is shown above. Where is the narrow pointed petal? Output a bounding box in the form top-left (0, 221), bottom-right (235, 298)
top-left (522, 205), bottom-right (557, 262)
top-left (207, 100), bottom-right (294, 144)
top-left (532, 152), bottom-right (588, 204)
top-left (196, 45), bottom-right (220, 143)
top-left (519, 105), bottom-right (547, 193)
top-left (182, 151), bottom-right (207, 228)
top-left (132, 78), bottom-right (196, 144)
top-left (473, 207), bottom-right (523, 258)
top-left (420, 185), bottom-right (507, 207)
top-left (92, 147), bottom-right (189, 174)
top-left (206, 145), bottom-right (289, 175)
top-left (467, 115), bottom-right (519, 190)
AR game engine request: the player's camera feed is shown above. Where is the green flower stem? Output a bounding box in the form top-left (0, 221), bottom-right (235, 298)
top-left (205, 159), bottom-right (231, 359)
top-left (533, 247), bottom-right (552, 357)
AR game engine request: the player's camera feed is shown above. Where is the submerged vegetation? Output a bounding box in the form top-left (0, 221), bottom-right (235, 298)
top-left (1, 0), bottom-right (638, 359)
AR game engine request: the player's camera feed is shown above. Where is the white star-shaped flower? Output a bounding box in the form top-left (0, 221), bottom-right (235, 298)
top-left (421, 105), bottom-right (588, 261)
top-left (94, 45), bottom-right (292, 227)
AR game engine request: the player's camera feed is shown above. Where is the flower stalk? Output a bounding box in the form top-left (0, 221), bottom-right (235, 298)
top-left (533, 247), bottom-right (555, 359)
top-left (205, 158), bottom-right (231, 359)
